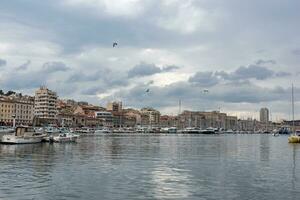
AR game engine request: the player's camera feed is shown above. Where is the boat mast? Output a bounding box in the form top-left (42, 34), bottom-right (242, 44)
top-left (292, 84), bottom-right (295, 135)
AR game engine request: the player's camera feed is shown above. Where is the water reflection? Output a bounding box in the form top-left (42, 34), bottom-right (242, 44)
top-left (259, 135), bottom-right (270, 161)
top-left (0, 135), bottom-right (300, 200)
top-left (151, 165), bottom-right (192, 199)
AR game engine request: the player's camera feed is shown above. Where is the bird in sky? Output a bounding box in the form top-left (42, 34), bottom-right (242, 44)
top-left (145, 89), bottom-right (150, 93)
top-left (113, 42), bottom-right (118, 47)
top-left (203, 89), bottom-right (209, 93)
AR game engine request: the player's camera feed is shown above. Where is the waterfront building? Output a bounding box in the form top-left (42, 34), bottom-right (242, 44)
top-left (0, 95), bottom-right (34, 126)
top-left (34, 87), bottom-right (58, 124)
top-left (160, 115), bottom-right (178, 127)
top-left (140, 113), bottom-right (150, 126)
top-left (95, 111), bottom-right (113, 127)
top-left (74, 104), bottom-right (106, 117)
top-left (107, 101), bottom-right (122, 112)
top-left (260, 108), bottom-right (269, 123)
top-left (178, 110), bottom-right (237, 130)
top-left (237, 118), bottom-right (256, 131)
top-left (225, 115), bottom-right (238, 130)
top-left (111, 111), bottom-right (124, 127)
top-left (123, 115), bottom-right (137, 127)
top-left (140, 107), bottom-right (160, 126)
top-left (123, 109), bottom-right (142, 125)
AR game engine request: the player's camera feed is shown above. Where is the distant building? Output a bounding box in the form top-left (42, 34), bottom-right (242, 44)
top-left (0, 95), bottom-right (34, 126)
top-left (123, 108), bottom-right (142, 125)
top-left (140, 107), bottom-right (160, 126)
top-left (160, 115), bottom-right (178, 127)
top-left (107, 101), bottom-right (122, 112)
top-left (260, 108), bottom-right (269, 123)
top-left (178, 110), bottom-right (237, 130)
top-left (34, 87), bottom-right (58, 124)
top-left (95, 111), bottom-right (113, 127)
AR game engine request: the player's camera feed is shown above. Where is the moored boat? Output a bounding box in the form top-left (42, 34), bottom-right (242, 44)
top-left (199, 127), bottom-right (219, 134)
top-left (181, 127), bottom-right (201, 134)
top-left (94, 127), bottom-right (111, 135)
top-left (1, 126), bottom-right (46, 144)
top-left (287, 84), bottom-right (300, 143)
top-left (51, 132), bottom-right (79, 143)
top-left (160, 127), bottom-right (177, 134)
top-left (288, 135), bottom-right (300, 143)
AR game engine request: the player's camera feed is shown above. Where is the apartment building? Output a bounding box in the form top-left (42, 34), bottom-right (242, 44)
top-left (0, 95), bottom-right (34, 125)
top-left (34, 87), bottom-right (58, 120)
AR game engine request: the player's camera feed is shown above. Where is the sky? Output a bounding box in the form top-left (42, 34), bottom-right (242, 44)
top-left (0, 0), bottom-right (300, 120)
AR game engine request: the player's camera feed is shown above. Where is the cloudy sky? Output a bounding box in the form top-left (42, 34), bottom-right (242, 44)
top-left (1, 0), bottom-right (300, 120)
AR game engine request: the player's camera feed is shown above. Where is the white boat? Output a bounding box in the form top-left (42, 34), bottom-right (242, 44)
top-left (0, 126), bottom-right (15, 141)
top-left (224, 129), bottom-right (235, 134)
top-left (0, 126), bottom-right (14, 134)
top-left (199, 127), bottom-right (219, 134)
top-left (51, 132), bottom-right (79, 143)
top-left (75, 127), bottom-right (95, 136)
top-left (1, 126), bottom-right (46, 144)
top-left (94, 127), bottom-right (111, 135)
top-left (272, 129), bottom-right (280, 137)
top-left (181, 127), bottom-right (201, 134)
top-left (161, 127), bottom-right (177, 134)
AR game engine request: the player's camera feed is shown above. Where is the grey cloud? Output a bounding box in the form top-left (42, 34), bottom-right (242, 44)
top-left (0, 59), bottom-right (7, 67)
top-left (81, 86), bottom-right (105, 95)
top-left (128, 63), bottom-right (161, 78)
top-left (292, 49), bottom-right (300, 55)
top-left (162, 65), bottom-right (180, 72)
top-left (218, 65), bottom-right (274, 80)
top-left (1, 61), bottom-right (70, 90)
top-left (128, 63), bottom-right (179, 78)
top-left (67, 68), bottom-right (129, 95)
top-left (1, 71), bottom-right (46, 90)
top-left (188, 71), bottom-right (219, 87)
top-left (67, 68), bottom-right (110, 83)
top-left (104, 80), bottom-right (294, 111)
top-left (16, 60), bottom-right (31, 71)
top-left (255, 59), bottom-right (276, 65)
top-left (275, 71), bottom-right (291, 77)
top-left (42, 62), bottom-right (69, 73)
top-left (68, 72), bottom-right (100, 82)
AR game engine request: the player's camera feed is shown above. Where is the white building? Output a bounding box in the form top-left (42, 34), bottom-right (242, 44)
top-left (95, 111), bottom-right (113, 127)
top-left (260, 108), bottom-right (269, 123)
top-left (34, 87), bottom-right (58, 120)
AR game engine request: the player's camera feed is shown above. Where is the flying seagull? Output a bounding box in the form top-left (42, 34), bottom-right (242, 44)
top-left (146, 89), bottom-right (150, 93)
top-left (113, 42), bottom-right (118, 47)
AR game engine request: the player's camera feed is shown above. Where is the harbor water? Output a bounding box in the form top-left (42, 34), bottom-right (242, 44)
top-left (0, 134), bottom-right (300, 200)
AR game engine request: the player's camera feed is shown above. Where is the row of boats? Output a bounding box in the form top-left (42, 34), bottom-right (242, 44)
top-left (1, 125), bottom-right (300, 144)
top-left (0, 126), bottom-right (79, 144)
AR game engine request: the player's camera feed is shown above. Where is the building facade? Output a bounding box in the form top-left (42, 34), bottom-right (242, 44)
top-left (34, 87), bottom-right (58, 125)
top-left (140, 107), bottom-right (160, 126)
top-left (0, 95), bottom-right (34, 126)
top-left (95, 111), bottom-right (114, 127)
top-left (107, 101), bottom-right (122, 112)
top-left (260, 108), bottom-right (269, 123)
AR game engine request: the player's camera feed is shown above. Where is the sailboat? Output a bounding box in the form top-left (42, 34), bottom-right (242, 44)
top-left (288, 84), bottom-right (300, 143)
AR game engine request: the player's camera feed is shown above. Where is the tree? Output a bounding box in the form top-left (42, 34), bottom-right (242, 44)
top-left (5, 91), bottom-right (16, 96)
top-left (0, 90), bottom-right (4, 95)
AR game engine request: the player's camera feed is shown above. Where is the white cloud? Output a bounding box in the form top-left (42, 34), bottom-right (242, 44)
top-left (157, 0), bottom-right (216, 34)
top-left (63, 0), bottom-right (148, 18)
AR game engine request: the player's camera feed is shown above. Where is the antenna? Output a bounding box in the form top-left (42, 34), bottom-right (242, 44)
top-left (178, 99), bottom-right (181, 115)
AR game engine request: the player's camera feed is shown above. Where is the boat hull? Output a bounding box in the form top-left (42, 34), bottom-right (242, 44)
top-left (1, 135), bottom-right (44, 144)
top-left (288, 135), bottom-right (300, 143)
top-left (52, 135), bottom-right (78, 143)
